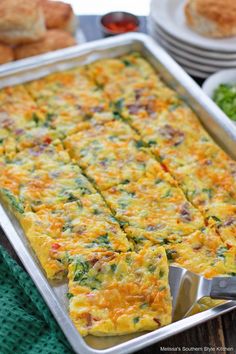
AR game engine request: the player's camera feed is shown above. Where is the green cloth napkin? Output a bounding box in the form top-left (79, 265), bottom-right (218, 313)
top-left (0, 244), bottom-right (74, 354)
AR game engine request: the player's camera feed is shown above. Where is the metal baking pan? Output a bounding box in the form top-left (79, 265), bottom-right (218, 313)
top-left (0, 33), bottom-right (236, 354)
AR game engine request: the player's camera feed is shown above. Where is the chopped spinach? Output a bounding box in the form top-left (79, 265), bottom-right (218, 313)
top-left (216, 246), bottom-right (228, 261)
top-left (90, 234), bottom-right (111, 249)
top-left (122, 59), bottom-right (132, 67)
top-left (62, 222), bottom-right (72, 233)
top-left (73, 256), bottom-right (90, 282)
top-left (147, 140), bottom-right (157, 146)
top-left (148, 264), bottom-right (156, 273)
top-left (110, 264), bottom-right (117, 272)
top-left (161, 190), bottom-right (172, 198)
top-left (135, 140), bottom-right (146, 149)
top-left (113, 112), bottom-right (122, 120)
top-left (1, 189), bottom-right (24, 214)
top-left (202, 188), bottom-right (213, 199)
top-left (133, 236), bottom-right (146, 244)
top-left (140, 303), bottom-right (148, 309)
top-left (133, 317), bottom-right (140, 324)
top-left (66, 193), bottom-right (78, 202)
top-left (32, 113), bottom-right (40, 125)
top-left (44, 112), bottom-right (54, 126)
top-left (213, 84), bottom-right (236, 121)
top-left (168, 103), bottom-right (181, 112)
top-left (159, 269), bottom-right (165, 278)
top-left (209, 215), bottom-right (221, 223)
top-left (158, 286), bottom-right (166, 291)
top-left (114, 98), bottom-right (124, 111)
top-left (121, 179), bottom-right (130, 185)
top-left (166, 249), bottom-right (177, 261)
top-left (155, 178), bottom-right (163, 185)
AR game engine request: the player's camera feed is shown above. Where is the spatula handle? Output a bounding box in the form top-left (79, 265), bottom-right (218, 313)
top-left (210, 277), bottom-right (236, 300)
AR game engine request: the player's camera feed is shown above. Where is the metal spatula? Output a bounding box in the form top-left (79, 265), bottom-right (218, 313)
top-left (169, 265), bottom-right (236, 322)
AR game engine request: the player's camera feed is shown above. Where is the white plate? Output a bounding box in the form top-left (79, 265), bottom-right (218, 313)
top-left (165, 49), bottom-right (228, 73)
top-left (157, 36), bottom-right (236, 67)
top-left (181, 65), bottom-right (211, 79)
top-left (148, 25), bottom-right (212, 78)
top-left (149, 18), bottom-right (236, 60)
top-left (153, 30), bottom-right (236, 70)
top-left (202, 69), bottom-right (236, 124)
top-left (150, 0), bottom-right (236, 52)
top-left (150, 22), bottom-right (236, 65)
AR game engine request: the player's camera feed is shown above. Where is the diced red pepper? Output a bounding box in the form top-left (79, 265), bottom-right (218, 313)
top-left (44, 136), bottom-right (52, 144)
top-left (51, 243), bottom-right (60, 250)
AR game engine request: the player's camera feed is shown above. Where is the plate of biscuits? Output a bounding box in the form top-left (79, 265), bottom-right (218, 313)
top-left (148, 0), bottom-right (236, 78)
top-left (0, 0), bottom-right (85, 65)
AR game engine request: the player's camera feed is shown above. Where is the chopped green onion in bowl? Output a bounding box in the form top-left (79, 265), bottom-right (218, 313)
top-left (213, 84), bottom-right (236, 122)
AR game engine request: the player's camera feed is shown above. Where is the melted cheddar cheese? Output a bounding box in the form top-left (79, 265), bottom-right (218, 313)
top-left (0, 52), bottom-right (236, 337)
top-left (68, 246), bottom-right (172, 336)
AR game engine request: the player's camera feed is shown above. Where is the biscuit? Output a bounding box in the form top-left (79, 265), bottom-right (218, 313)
top-left (185, 0), bottom-right (236, 38)
top-left (0, 43), bottom-right (14, 64)
top-left (41, 0), bottom-right (76, 34)
top-left (14, 29), bottom-right (76, 59)
top-left (0, 0), bottom-right (46, 45)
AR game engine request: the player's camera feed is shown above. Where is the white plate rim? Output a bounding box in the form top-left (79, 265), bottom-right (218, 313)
top-left (150, 25), bottom-right (236, 67)
top-left (149, 16), bottom-right (236, 58)
top-left (182, 66), bottom-right (209, 78)
top-left (150, 0), bottom-right (236, 52)
top-left (148, 25), bottom-right (213, 78)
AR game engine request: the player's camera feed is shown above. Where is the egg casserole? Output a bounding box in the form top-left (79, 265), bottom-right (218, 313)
top-left (0, 52), bottom-right (235, 337)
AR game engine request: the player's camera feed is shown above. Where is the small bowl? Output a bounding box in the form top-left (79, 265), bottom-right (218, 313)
top-left (202, 69), bottom-right (236, 98)
top-left (202, 69), bottom-right (236, 125)
top-left (100, 11), bottom-right (140, 36)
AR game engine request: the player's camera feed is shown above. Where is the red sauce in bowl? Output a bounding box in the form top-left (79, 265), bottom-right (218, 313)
top-left (100, 12), bottom-right (140, 35)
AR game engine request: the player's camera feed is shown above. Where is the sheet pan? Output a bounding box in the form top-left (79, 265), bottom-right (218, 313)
top-left (0, 33), bottom-right (236, 354)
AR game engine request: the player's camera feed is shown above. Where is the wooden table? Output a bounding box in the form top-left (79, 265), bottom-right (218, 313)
top-left (0, 15), bottom-right (235, 354)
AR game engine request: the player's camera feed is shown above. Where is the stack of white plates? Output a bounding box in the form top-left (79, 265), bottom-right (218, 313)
top-left (148, 0), bottom-right (236, 79)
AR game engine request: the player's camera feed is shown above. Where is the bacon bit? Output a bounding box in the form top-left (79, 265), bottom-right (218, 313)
top-left (29, 145), bottom-right (46, 156)
top-left (159, 124), bottom-right (185, 146)
top-left (226, 243), bottom-right (233, 249)
top-left (15, 129), bottom-right (24, 135)
top-left (135, 89), bottom-right (143, 101)
top-left (223, 217), bottom-right (235, 227)
top-left (204, 159), bottom-right (213, 166)
top-left (193, 245), bottom-right (203, 251)
top-left (147, 224), bottom-right (165, 231)
top-left (146, 102), bottom-right (155, 116)
top-left (51, 243), bottom-right (60, 250)
top-left (44, 136), bottom-right (52, 144)
top-left (180, 203), bottom-right (192, 222)
top-left (153, 318), bottom-right (161, 326)
top-left (109, 187), bottom-right (117, 194)
top-left (90, 257), bottom-right (99, 266)
top-left (100, 160), bottom-right (108, 167)
top-left (2, 118), bottom-right (14, 129)
top-left (127, 104), bottom-right (141, 114)
top-left (103, 253), bottom-right (116, 262)
top-left (92, 317), bottom-right (100, 322)
top-left (161, 163), bottom-right (169, 173)
top-left (92, 106), bottom-right (103, 113)
top-left (86, 313), bottom-right (93, 327)
top-left (80, 313), bottom-right (93, 327)
top-left (74, 225), bottom-right (86, 235)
